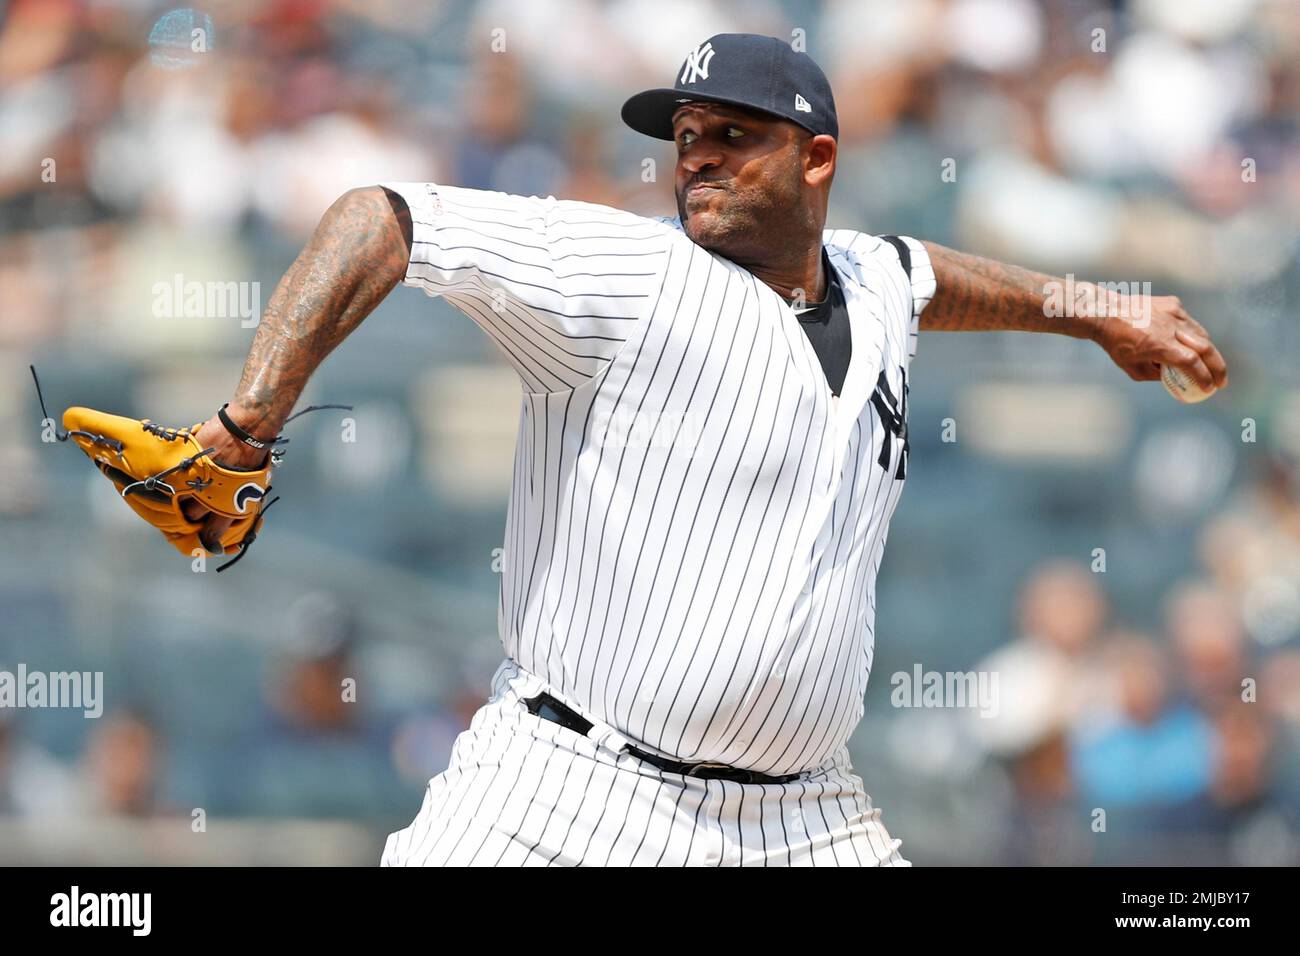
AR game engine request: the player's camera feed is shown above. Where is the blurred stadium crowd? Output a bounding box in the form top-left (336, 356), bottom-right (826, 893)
top-left (1, 0), bottom-right (1298, 864)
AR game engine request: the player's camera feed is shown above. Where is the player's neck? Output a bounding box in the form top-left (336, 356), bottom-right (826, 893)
top-left (741, 244), bottom-right (827, 305)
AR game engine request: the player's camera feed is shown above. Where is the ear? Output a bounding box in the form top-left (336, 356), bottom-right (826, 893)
top-left (803, 134), bottom-right (836, 188)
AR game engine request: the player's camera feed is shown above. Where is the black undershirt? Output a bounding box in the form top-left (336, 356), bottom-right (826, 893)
top-left (789, 248), bottom-right (851, 396)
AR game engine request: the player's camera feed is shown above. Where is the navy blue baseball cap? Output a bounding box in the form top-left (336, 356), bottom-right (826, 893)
top-left (622, 33), bottom-right (838, 141)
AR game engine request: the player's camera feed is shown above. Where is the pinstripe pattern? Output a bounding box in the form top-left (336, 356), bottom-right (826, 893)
top-left (380, 181), bottom-right (934, 864)
top-left (382, 660), bottom-right (906, 866)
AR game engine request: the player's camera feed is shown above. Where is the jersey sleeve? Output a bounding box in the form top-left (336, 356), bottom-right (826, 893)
top-left (877, 235), bottom-right (936, 364)
top-left (381, 181), bottom-right (672, 393)
top-left (829, 229), bottom-right (937, 367)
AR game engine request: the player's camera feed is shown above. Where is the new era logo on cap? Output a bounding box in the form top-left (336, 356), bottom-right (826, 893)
top-left (621, 33), bottom-right (839, 141)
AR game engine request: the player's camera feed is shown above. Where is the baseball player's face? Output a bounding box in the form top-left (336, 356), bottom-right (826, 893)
top-left (672, 103), bottom-right (825, 261)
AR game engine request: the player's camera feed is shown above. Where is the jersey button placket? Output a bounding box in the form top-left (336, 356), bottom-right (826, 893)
top-left (698, 783), bottom-right (726, 866)
top-left (702, 780), bottom-right (743, 868)
top-left (713, 780), bottom-right (744, 867)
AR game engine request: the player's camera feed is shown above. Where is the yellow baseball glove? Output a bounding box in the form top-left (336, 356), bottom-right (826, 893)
top-left (61, 405), bottom-right (276, 568)
top-left (32, 366), bottom-right (348, 570)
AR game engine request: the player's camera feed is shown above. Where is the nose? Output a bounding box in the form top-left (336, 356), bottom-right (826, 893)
top-left (678, 140), bottom-right (724, 177)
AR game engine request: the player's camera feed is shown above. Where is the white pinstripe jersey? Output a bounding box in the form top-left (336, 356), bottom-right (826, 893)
top-left (384, 181), bottom-right (936, 776)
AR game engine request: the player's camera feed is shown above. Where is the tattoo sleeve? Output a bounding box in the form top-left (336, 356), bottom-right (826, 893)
top-left (230, 186), bottom-right (414, 435)
top-left (919, 241), bottom-right (1105, 340)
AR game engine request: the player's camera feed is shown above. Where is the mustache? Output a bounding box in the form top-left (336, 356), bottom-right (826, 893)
top-left (682, 175), bottom-right (731, 191)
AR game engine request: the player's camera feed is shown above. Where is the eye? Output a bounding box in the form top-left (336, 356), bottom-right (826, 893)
top-left (726, 126), bottom-right (745, 138)
top-left (677, 129), bottom-right (697, 149)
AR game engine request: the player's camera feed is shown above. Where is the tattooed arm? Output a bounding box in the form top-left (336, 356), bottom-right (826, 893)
top-left (230, 186), bottom-right (412, 440)
top-left (183, 185), bottom-right (413, 549)
top-left (920, 241), bottom-right (1227, 389)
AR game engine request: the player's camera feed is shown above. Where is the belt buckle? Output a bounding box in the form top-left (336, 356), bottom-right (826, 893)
top-left (683, 760), bottom-right (732, 779)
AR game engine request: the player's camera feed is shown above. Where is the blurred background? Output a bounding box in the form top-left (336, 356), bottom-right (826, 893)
top-left (1, 0), bottom-right (1298, 865)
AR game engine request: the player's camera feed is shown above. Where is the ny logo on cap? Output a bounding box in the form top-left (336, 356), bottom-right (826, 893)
top-left (680, 41), bottom-right (715, 84)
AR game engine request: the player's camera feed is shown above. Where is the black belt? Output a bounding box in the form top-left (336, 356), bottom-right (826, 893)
top-left (522, 692), bottom-right (802, 785)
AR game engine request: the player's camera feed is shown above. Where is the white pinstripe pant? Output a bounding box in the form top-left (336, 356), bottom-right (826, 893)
top-left (382, 660), bottom-right (909, 867)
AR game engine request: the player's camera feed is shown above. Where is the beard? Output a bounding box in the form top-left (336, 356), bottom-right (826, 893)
top-left (675, 153), bottom-right (812, 262)
top-left (677, 185), bottom-right (750, 255)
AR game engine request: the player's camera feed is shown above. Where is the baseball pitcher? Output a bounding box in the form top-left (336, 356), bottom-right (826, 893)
top-left (58, 34), bottom-right (1227, 865)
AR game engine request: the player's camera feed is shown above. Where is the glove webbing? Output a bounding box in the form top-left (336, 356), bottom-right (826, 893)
top-left (30, 365), bottom-right (125, 454)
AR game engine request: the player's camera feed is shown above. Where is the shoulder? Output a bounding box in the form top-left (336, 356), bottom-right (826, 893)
top-left (823, 228), bottom-right (909, 283)
top-left (437, 183), bottom-right (680, 236)
top-left (382, 180), bottom-right (681, 240)
top-left (825, 229), bottom-right (934, 301)
top-left (544, 195), bottom-right (682, 240)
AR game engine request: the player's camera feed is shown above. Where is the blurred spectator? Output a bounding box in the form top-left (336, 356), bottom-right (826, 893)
top-left (270, 592), bottom-right (361, 734)
top-left (1071, 636), bottom-right (1215, 811)
top-left (1200, 455), bottom-right (1300, 648)
top-left (974, 560), bottom-right (1109, 758)
top-left (1165, 580), bottom-right (1249, 711)
top-left (222, 592), bottom-right (415, 819)
top-left (973, 561), bottom-right (1109, 863)
top-left (1208, 705), bottom-right (1273, 812)
top-left (77, 709), bottom-right (163, 817)
top-left (0, 710), bottom-right (77, 818)
top-left (1261, 650), bottom-right (1300, 820)
top-left (451, 48), bottom-right (565, 197)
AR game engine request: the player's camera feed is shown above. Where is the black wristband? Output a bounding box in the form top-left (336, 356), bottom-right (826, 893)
top-left (217, 404), bottom-right (285, 451)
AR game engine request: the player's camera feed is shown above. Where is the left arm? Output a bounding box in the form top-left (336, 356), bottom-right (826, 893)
top-left (919, 241), bottom-right (1228, 390)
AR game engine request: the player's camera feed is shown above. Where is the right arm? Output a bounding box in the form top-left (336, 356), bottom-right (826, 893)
top-left (185, 185), bottom-right (412, 548)
top-left (225, 185), bottom-right (413, 446)
top-left (188, 180), bottom-right (667, 550)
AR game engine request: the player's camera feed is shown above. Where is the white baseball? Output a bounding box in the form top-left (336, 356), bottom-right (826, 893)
top-left (1161, 364), bottom-right (1215, 404)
